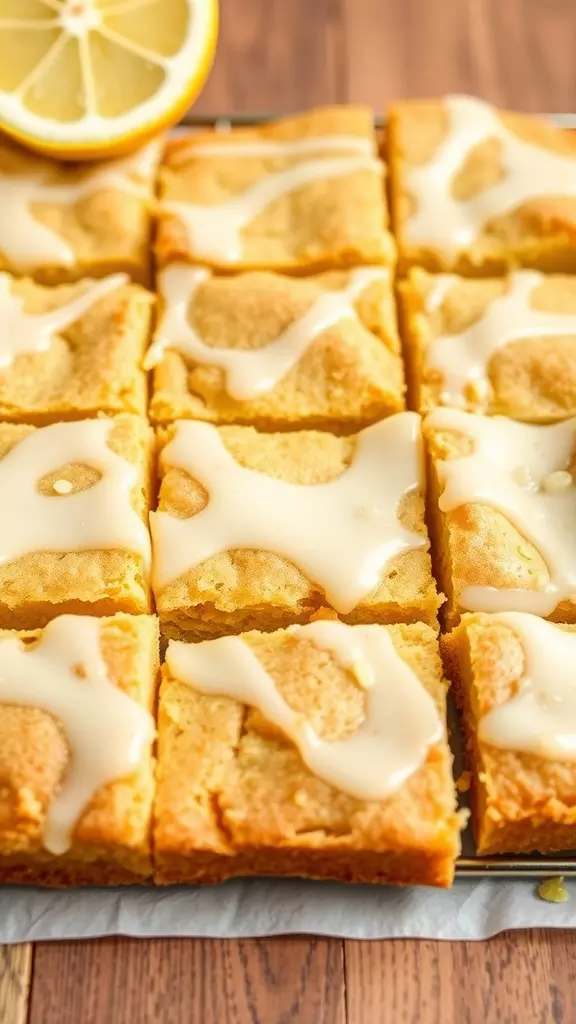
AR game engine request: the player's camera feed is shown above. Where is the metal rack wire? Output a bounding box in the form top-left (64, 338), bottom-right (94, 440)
top-left (180, 111), bottom-right (576, 130)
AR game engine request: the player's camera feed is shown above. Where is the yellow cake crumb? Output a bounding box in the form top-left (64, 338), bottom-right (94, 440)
top-left (538, 877), bottom-right (569, 903)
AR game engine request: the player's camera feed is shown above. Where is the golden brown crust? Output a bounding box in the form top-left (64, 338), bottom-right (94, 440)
top-left (0, 613), bottom-right (159, 884)
top-left (153, 424), bottom-right (442, 639)
top-left (443, 614), bottom-right (576, 855)
top-left (0, 414), bottom-right (153, 629)
top-left (150, 268), bottom-right (405, 431)
top-left (389, 99), bottom-right (576, 276)
top-left (0, 276), bottom-right (153, 424)
top-left (156, 106), bottom-right (395, 273)
top-left (0, 137), bottom-right (158, 285)
top-left (423, 417), bottom-right (576, 629)
top-left (153, 847), bottom-right (456, 888)
top-left (153, 622), bottom-right (462, 886)
top-left (400, 268), bottom-right (576, 421)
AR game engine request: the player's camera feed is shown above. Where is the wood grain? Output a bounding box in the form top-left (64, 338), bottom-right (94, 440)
top-left (0, 945), bottom-right (32, 1024)
top-left (345, 930), bottom-right (576, 1024)
top-left (199, 0), bottom-right (576, 115)
top-left (8, 2), bottom-right (576, 1023)
top-left (29, 937), bottom-right (345, 1024)
top-left (341, 0), bottom-right (576, 111)
top-left (196, 0), bottom-right (346, 113)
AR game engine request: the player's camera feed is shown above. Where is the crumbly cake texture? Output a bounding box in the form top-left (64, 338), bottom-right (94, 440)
top-left (443, 614), bottom-right (576, 855)
top-left (0, 276), bottom-right (153, 424)
top-left (0, 614), bottom-right (158, 886)
top-left (399, 269), bottom-right (576, 421)
top-left (150, 268), bottom-right (405, 430)
top-left (0, 137), bottom-right (157, 285)
top-left (153, 424), bottom-right (441, 640)
top-left (388, 100), bottom-right (576, 275)
top-left (156, 106), bottom-right (396, 273)
top-left (424, 417), bottom-right (576, 629)
top-left (154, 622), bottom-right (462, 886)
top-left (0, 414), bottom-right (153, 630)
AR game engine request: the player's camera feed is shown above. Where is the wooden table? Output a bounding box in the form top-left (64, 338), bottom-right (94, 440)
top-left (2, 1), bottom-right (576, 1021)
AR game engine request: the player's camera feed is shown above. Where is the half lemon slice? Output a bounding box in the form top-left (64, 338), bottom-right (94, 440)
top-left (0, 0), bottom-right (218, 160)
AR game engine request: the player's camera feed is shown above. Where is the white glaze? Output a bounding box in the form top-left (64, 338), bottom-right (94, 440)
top-left (428, 408), bottom-right (576, 614)
top-left (161, 153), bottom-right (383, 263)
top-left (175, 134), bottom-right (374, 160)
top-left (0, 141), bottom-right (160, 270)
top-left (144, 264), bottom-right (388, 398)
top-left (480, 612), bottom-right (576, 761)
top-left (166, 620), bottom-right (442, 800)
top-left (426, 270), bottom-right (576, 409)
top-left (0, 272), bottom-right (127, 370)
top-left (151, 413), bottom-right (425, 611)
top-left (0, 418), bottom-right (150, 569)
top-left (405, 95), bottom-right (576, 259)
top-left (0, 614), bottom-right (154, 854)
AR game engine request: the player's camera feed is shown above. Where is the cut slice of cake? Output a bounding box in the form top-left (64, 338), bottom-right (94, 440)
top-left (151, 414), bottom-right (441, 639)
top-left (156, 106), bottom-right (395, 273)
top-left (424, 409), bottom-right (576, 627)
top-left (389, 96), bottom-right (576, 275)
top-left (154, 620), bottom-right (462, 886)
top-left (0, 613), bottom-right (158, 886)
top-left (444, 612), bottom-right (576, 855)
top-left (0, 272), bottom-right (152, 424)
top-left (400, 268), bottom-right (576, 421)
top-left (0, 136), bottom-right (160, 285)
top-left (0, 414), bottom-right (152, 629)
top-left (147, 263), bottom-right (404, 430)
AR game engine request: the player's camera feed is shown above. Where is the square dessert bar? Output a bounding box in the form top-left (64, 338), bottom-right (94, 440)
top-left (156, 105), bottom-right (395, 273)
top-left (0, 613), bottom-right (158, 885)
top-left (388, 95), bottom-right (576, 275)
top-left (0, 414), bottom-right (153, 629)
top-left (151, 413), bottom-right (441, 640)
top-left (424, 409), bottom-right (576, 628)
top-left (399, 268), bottom-right (576, 421)
top-left (147, 263), bottom-right (405, 430)
top-left (443, 612), bottom-right (576, 855)
top-left (0, 135), bottom-right (161, 285)
top-left (0, 272), bottom-right (153, 424)
top-left (154, 621), bottom-right (462, 886)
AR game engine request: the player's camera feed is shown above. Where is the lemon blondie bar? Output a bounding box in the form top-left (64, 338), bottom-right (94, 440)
top-left (147, 264), bottom-right (404, 430)
top-left (151, 414), bottom-right (441, 639)
top-left (0, 613), bottom-right (158, 886)
top-left (0, 414), bottom-right (152, 629)
top-left (389, 95), bottom-right (576, 275)
top-left (443, 612), bottom-right (576, 855)
top-left (0, 136), bottom-right (160, 284)
top-left (0, 272), bottom-right (152, 424)
top-left (156, 106), bottom-right (395, 273)
top-left (400, 268), bottom-right (576, 420)
top-left (424, 409), bottom-right (576, 627)
top-left (154, 620), bottom-right (461, 886)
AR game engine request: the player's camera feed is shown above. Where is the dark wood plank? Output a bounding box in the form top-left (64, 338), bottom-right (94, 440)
top-left (0, 945), bottom-right (33, 1024)
top-left (196, 0), bottom-right (346, 114)
top-left (345, 930), bottom-right (576, 1024)
top-left (341, 0), bottom-right (576, 110)
top-left (29, 936), bottom-right (345, 1024)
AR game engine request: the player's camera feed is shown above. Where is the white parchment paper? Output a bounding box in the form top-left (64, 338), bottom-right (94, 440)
top-left (1, 878), bottom-right (575, 943)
